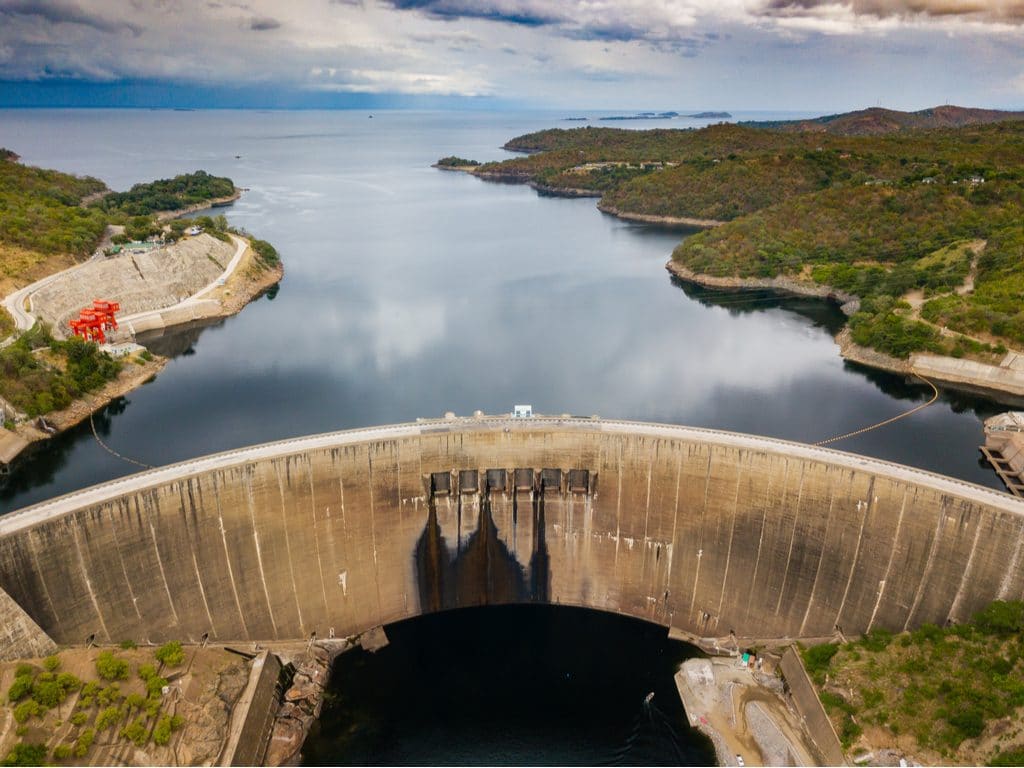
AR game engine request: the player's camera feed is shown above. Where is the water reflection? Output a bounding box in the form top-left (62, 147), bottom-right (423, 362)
top-left (0, 109), bottom-right (1009, 512)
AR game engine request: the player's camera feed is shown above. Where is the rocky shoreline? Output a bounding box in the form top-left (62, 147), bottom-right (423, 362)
top-left (155, 190), bottom-right (242, 221)
top-left (600, 203), bottom-right (725, 229)
top-left (1, 245), bottom-right (283, 466)
top-left (670, 259), bottom-right (1024, 404)
top-left (666, 259), bottom-right (859, 310)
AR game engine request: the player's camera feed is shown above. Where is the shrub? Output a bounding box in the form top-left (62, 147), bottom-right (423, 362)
top-left (97, 684), bottom-right (121, 706)
top-left (52, 743), bottom-right (73, 760)
top-left (144, 674), bottom-right (168, 698)
top-left (802, 642), bottom-right (839, 683)
top-left (55, 672), bottom-right (82, 693)
top-left (991, 749), bottom-right (1024, 766)
top-left (7, 675), bottom-right (33, 703)
top-left (120, 718), bottom-right (149, 746)
top-left (43, 655), bottom-right (60, 672)
top-left (2, 743), bottom-right (48, 767)
top-left (95, 650), bottom-right (129, 681)
top-left (12, 700), bottom-right (40, 724)
top-left (126, 693), bottom-right (147, 710)
top-left (860, 628), bottom-right (894, 653)
top-left (251, 238), bottom-right (279, 267)
top-left (861, 688), bottom-right (884, 708)
top-left (974, 601), bottom-right (1024, 635)
top-left (153, 715), bottom-right (173, 746)
top-left (154, 641), bottom-right (185, 668)
top-left (96, 705), bottom-right (123, 731)
top-left (70, 711), bottom-right (87, 726)
top-left (74, 729), bottom-right (95, 758)
top-left (31, 679), bottom-right (65, 708)
top-left (948, 706), bottom-right (985, 740)
top-left (138, 663), bottom-right (157, 682)
top-left (13, 665), bottom-right (34, 679)
top-left (119, 639), bottom-right (137, 650)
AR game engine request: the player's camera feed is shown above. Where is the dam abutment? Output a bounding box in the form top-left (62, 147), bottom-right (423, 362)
top-left (0, 417), bottom-right (1022, 653)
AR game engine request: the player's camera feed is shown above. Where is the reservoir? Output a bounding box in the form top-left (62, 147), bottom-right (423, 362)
top-left (0, 109), bottom-right (1009, 763)
top-left (0, 109), bottom-right (1004, 510)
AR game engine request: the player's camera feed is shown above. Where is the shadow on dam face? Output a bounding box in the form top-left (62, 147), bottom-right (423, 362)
top-left (301, 604), bottom-right (716, 766)
top-left (415, 485), bottom-right (550, 613)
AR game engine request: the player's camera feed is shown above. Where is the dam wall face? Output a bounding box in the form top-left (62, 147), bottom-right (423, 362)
top-left (2, 418), bottom-right (1024, 648)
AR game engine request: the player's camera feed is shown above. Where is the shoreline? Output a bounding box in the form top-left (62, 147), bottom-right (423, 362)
top-left (4, 353), bottom-right (169, 463)
top-left (154, 189), bottom-right (242, 221)
top-left (1, 240), bottom-right (283, 465)
top-left (669, 259), bottom-right (1024, 405)
top-left (437, 165), bottom-right (724, 224)
top-left (599, 203), bottom-right (725, 229)
top-left (666, 259), bottom-right (859, 309)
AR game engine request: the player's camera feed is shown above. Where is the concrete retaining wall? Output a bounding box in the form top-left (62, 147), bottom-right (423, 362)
top-left (0, 586), bottom-right (56, 661)
top-left (219, 651), bottom-right (282, 767)
top-left (780, 646), bottom-right (846, 766)
top-left (1, 417), bottom-right (1023, 649)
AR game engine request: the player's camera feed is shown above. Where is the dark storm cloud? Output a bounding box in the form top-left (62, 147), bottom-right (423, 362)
top-left (386, 0), bottom-right (556, 27)
top-left (383, 0), bottom-right (716, 53)
top-left (0, 0), bottom-right (140, 34)
top-left (249, 15), bottom-right (281, 29)
top-left (759, 0), bottom-right (1024, 22)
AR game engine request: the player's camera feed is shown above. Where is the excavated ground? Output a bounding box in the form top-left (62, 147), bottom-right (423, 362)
top-left (30, 235), bottom-right (234, 336)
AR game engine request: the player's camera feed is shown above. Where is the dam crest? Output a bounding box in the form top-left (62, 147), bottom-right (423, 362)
top-left (1, 415), bottom-right (1023, 658)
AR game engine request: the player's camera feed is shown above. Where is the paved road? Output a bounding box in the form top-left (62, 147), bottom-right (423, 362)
top-left (3, 414), bottom-right (1022, 535)
top-left (115, 234), bottom-right (247, 332)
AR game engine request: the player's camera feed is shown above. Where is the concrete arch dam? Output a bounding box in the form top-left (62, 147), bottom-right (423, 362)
top-left (2, 416), bottom-right (1024, 655)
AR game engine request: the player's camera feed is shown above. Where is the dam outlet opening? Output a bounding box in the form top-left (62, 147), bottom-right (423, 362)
top-left (300, 604), bottom-right (717, 766)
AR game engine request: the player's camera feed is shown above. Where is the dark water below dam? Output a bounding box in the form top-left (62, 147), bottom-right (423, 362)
top-left (301, 605), bottom-right (716, 766)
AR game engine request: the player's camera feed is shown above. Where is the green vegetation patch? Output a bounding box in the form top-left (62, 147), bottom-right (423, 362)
top-left (436, 156), bottom-right (480, 167)
top-left (0, 155), bottom-right (107, 255)
top-left (922, 225), bottom-right (1024, 346)
top-left (804, 600), bottom-right (1024, 761)
top-left (0, 325), bottom-right (121, 417)
top-left (92, 170), bottom-right (235, 217)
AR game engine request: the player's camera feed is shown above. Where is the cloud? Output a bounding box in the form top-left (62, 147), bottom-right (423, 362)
top-left (249, 15), bottom-right (281, 30)
top-left (755, 0), bottom-right (1024, 26)
top-left (0, 0), bottom-right (140, 34)
top-left (382, 0), bottom-right (717, 48)
top-left (386, 0), bottom-right (558, 27)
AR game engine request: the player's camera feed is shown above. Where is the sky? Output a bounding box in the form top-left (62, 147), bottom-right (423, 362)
top-left (0, 0), bottom-right (1022, 111)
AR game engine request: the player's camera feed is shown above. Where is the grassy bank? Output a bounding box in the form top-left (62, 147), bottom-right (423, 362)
top-left (802, 601), bottom-right (1024, 765)
top-left (446, 117), bottom-right (1024, 359)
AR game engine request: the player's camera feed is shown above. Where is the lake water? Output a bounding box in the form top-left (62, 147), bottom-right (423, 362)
top-left (0, 108), bottom-right (1008, 764)
top-left (0, 109), bottom-right (1005, 511)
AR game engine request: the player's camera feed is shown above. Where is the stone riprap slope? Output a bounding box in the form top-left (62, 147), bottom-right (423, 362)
top-left (31, 234), bottom-right (232, 335)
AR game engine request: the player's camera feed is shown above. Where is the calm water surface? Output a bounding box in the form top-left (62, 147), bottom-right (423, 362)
top-left (0, 109), bottom-right (1004, 510)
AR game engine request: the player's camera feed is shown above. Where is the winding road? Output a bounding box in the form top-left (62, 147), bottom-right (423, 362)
top-left (0, 234), bottom-right (247, 345)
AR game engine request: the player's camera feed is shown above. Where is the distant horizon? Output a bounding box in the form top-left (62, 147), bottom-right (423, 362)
top-left (0, 86), bottom-right (1020, 117)
top-left (0, 2), bottom-right (1022, 114)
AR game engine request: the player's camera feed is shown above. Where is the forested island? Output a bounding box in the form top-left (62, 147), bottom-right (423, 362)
top-left (439, 106), bottom-right (1024, 399)
top-left (0, 151), bottom-right (282, 458)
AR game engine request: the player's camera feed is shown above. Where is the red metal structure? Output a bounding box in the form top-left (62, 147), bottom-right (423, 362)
top-left (69, 300), bottom-right (120, 344)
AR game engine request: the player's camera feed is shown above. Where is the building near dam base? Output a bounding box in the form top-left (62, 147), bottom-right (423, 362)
top-left (1, 414), bottom-right (1023, 660)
